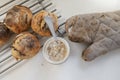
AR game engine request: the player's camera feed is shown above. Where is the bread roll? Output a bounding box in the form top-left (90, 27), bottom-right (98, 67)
top-left (0, 22), bottom-right (11, 46)
top-left (31, 10), bottom-right (58, 36)
top-left (12, 32), bottom-right (40, 60)
top-left (4, 5), bottom-right (32, 34)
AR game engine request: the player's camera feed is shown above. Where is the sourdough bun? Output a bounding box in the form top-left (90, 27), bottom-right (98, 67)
top-left (4, 5), bottom-right (32, 34)
top-left (12, 32), bottom-right (40, 60)
top-left (0, 22), bottom-right (11, 46)
top-left (31, 10), bottom-right (58, 36)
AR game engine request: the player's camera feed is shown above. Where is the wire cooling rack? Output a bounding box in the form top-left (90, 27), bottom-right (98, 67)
top-left (0, 0), bottom-right (66, 75)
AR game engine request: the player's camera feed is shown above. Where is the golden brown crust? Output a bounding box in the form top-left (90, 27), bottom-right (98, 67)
top-left (0, 22), bottom-right (11, 46)
top-left (4, 5), bottom-right (32, 34)
top-left (31, 10), bottom-right (58, 36)
top-left (12, 32), bottom-right (40, 60)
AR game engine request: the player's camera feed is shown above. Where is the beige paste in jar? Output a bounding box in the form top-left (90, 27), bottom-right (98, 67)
top-left (47, 40), bottom-right (67, 61)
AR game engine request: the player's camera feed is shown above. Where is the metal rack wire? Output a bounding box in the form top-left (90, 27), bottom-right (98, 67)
top-left (0, 0), bottom-right (66, 75)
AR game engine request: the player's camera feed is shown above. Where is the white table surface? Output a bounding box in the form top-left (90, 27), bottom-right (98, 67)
top-left (1, 0), bottom-right (120, 80)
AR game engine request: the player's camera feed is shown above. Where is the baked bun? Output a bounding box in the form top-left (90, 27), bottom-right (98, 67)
top-left (12, 32), bottom-right (40, 60)
top-left (0, 22), bottom-right (11, 46)
top-left (4, 5), bottom-right (32, 34)
top-left (31, 10), bottom-right (58, 36)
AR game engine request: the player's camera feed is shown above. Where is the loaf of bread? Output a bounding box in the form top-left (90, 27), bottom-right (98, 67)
top-left (4, 5), bottom-right (32, 34)
top-left (12, 32), bottom-right (40, 60)
top-left (65, 11), bottom-right (120, 61)
top-left (31, 10), bottom-right (58, 36)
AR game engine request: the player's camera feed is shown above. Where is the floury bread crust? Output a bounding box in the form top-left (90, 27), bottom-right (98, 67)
top-left (0, 22), bottom-right (11, 46)
top-left (31, 10), bottom-right (58, 36)
top-left (4, 5), bottom-right (32, 34)
top-left (65, 11), bottom-right (120, 61)
top-left (12, 32), bottom-right (40, 60)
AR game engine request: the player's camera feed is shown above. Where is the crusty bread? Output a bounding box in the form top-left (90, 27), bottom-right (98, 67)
top-left (12, 32), bottom-right (40, 60)
top-left (31, 10), bottom-right (58, 36)
top-left (0, 22), bottom-right (11, 46)
top-left (4, 5), bottom-right (32, 34)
